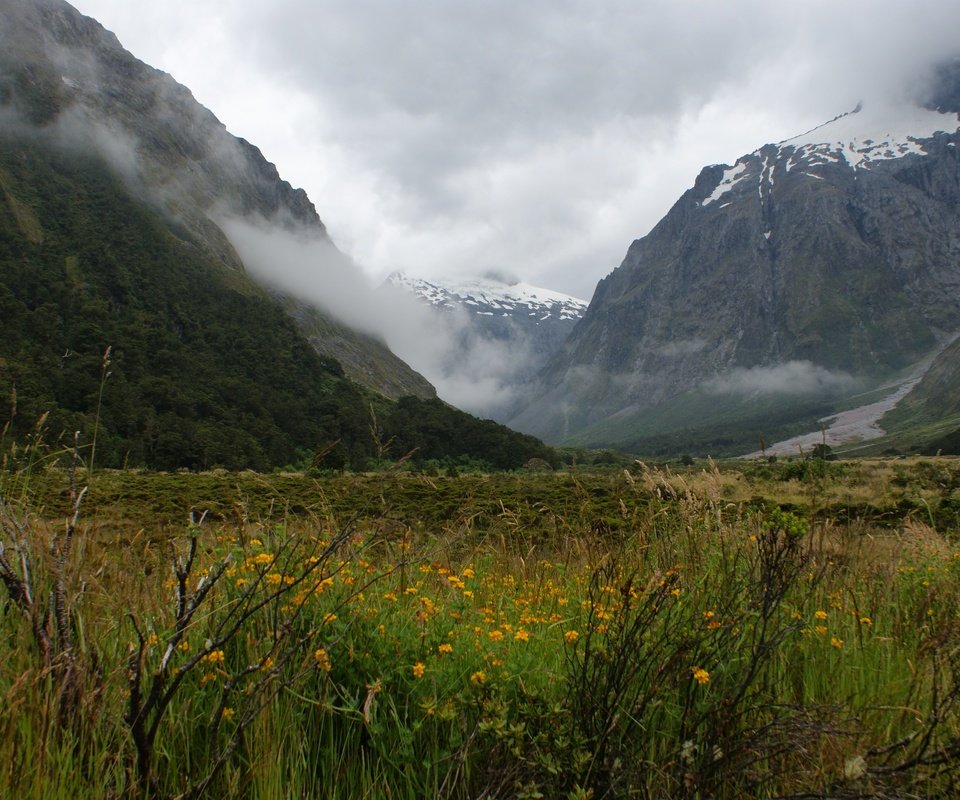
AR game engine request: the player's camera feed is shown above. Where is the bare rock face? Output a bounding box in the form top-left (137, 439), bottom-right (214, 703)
top-left (510, 73), bottom-right (960, 450)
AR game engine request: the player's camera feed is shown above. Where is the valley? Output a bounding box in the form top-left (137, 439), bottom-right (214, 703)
top-left (747, 340), bottom-right (957, 457)
top-left (2, 4), bottom-right (960, 798)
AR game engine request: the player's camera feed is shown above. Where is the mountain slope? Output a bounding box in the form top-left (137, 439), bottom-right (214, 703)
top-left (0, 0), bottom-right (558, 471)
top-left (377, 273), bottom-right (587, 421)
top-left (883, 335), bottom-right (960, 428)
top-left (0, 0), bottom-right (432, 401)
top-left (0, 133), bottom-right (368, 470)
top-left (510, 70), bottom-right (960, 453)
top-left (385, 271), bottom-right (586, 368)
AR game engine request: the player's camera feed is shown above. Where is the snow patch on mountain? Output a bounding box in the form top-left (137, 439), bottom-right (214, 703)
top-left (701, 100), bottom-right (960, 207)
top-left (387, 272), bottom-right (588, 322)
top-left (782, 102), bottom-right (959, 168)
top-left (701, 161), bottom-right (749, 206)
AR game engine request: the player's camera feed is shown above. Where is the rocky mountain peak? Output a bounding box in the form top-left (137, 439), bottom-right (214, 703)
top-left (508, 63), bottom-right (960, 454)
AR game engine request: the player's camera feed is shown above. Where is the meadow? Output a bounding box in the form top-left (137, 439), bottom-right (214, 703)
top-left (1, 449), bottom-right (959, 799)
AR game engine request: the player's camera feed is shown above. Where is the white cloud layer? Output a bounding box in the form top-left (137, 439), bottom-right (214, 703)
top-left (220, 217), bottom-right (540, 416)
top-left (71, 0), bottom-right (960, 300)
top-left (704, 361), bottom-right (858, 397)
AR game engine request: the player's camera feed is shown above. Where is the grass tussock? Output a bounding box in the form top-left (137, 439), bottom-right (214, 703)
top-left (1, 451), bottom-right (959, 798)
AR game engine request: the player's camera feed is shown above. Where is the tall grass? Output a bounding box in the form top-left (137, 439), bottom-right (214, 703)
top-left (1, 455), bottom-right (959, 798)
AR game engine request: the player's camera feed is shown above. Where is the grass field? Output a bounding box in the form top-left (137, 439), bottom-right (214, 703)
top-left (2, 452), bottom-right (959, 798)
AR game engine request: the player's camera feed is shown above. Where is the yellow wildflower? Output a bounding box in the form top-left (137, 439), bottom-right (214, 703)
top-left (412, 662), bottom-right (425, 678)
top-left (314, 648), bottom-right (332, 672)
top-left (564, 630), bottom-right (579, 643)
top-left (691, 667), bottom-right (710, 685)
top-left (437, 643), bottom-right (453, 655)
top-left (470, 671), bottom-right (486, 685)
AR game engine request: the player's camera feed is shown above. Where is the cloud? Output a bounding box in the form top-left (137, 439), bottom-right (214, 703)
top-left (63, 1), bottom-right (960, 300)
top-left (55, 1), bottom-right (960, 300)
top-left (657, 339), bottom-right (707, 358)
top-left (703, 361), bottom-right (858, 397)
top-left (219, 216), bottom-right (541, 417)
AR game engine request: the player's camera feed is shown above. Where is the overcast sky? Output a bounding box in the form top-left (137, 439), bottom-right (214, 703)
top-left (70, 0), bottom-right (960, 300)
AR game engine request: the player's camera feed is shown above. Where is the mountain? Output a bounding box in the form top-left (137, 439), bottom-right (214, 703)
top-left (0, 0), bottom-right (556, 471)
top-left (509, 64), bottom-right (960, 455)
top-left (377, 272), bottom-right (586, 422)
top-left (881, 334), bottom-right (960, 438)
top-left (0, 0), bottom-right (433, 402)
top-left (384, 272), bottom-right (586, 369)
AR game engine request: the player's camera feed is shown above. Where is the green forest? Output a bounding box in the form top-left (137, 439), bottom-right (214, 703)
top-left (0, 136), bottom-right (555, 472)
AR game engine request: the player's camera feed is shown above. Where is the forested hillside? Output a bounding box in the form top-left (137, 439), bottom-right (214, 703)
top-left (0, 136), bottom-right (555, 471)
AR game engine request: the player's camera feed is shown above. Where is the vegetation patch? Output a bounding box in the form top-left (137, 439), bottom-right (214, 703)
top-left (2, 447), bottom-right (959, 798)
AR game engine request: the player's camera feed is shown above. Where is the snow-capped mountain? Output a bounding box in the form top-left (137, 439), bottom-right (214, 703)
top-left (509, 63), bottom-right (960, 454)
top-left (701, 101), bottom-right (960, 210)
top-left (385, 272), bottom-right (587, 366)
top-left (378, 272), bottom-right (587, 421)
top-left (387, 272), bottom-right (586, 324)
